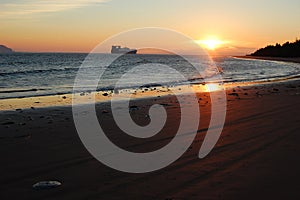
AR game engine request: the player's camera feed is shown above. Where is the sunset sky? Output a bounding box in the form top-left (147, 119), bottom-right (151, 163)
top-left (1, 0), bottom-right (299, 55)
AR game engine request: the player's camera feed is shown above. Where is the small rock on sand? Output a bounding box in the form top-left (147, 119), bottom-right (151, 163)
top-left (228, 93), bottom-right (239, 97)
top-left (32, 181), bottom-right (61, 190)
top-left (129, 105), bottom-right (139, 112)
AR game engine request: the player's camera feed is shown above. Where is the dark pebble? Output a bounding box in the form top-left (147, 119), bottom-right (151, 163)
top-left (228, 93), bottom-right (239, 97)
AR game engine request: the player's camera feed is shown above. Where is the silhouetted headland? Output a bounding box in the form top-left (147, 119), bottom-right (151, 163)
top-left (0, 45), bottom-right (14, 53)
top-left (235, 39), bottom-right (300, 63)
top-left (250, 39), bottom-right (300, 57)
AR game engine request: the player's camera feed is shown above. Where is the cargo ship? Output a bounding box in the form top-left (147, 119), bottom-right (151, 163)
top-left (111, 45), bottom-right (137, 54)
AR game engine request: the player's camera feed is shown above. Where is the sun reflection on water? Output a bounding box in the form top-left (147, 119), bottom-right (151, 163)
top-left (205, 83), bottom-right (222, 92)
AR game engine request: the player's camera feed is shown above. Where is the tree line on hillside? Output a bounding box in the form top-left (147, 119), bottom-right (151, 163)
top-left (250, 39), bottom-right (300, 57)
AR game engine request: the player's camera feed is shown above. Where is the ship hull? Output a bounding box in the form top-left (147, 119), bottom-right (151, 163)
top-left (111, 45), bottom-right (137, 54)
top-left (111, 50), bottom-right (137, 54)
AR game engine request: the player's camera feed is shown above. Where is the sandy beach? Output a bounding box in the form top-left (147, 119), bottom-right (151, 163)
top-left (234, 56), bottom-right (300, 64)
top-left (1, 79), bottom-right (300, 200)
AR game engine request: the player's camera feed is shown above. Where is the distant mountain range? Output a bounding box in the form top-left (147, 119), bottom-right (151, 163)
top-left (250, 39), bottom-right (300, 57)
top-left (0, 45), bottom-right (14, 53)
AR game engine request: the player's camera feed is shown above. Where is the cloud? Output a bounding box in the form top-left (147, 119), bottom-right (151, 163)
top-left (0, 0), bottom-right (109, 18)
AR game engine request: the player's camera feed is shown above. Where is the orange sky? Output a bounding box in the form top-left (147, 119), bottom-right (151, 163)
top-left (1, 0), bottom-right (299, 55)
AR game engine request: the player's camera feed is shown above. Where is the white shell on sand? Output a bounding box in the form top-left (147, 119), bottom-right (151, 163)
top-left (32, 181), bottom-right (61, 190)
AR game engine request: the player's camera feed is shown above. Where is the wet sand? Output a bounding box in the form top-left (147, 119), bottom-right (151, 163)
top-left (0, 80), bottom-right (300, 199)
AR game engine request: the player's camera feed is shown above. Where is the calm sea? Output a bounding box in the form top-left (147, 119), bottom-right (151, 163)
top-left (0, 53), bottom-right (299, 99)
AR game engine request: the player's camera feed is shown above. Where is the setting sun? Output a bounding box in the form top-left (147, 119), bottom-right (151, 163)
top-left (196, 38), bottom-right (227, 50)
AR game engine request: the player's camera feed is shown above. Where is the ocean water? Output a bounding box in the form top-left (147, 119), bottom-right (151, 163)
top-left (0, 53), bottom-right (299, 99)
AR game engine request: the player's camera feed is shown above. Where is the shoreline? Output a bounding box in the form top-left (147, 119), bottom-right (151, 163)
top-left (234, 55), bottom-right (300, 63)
top-left (1, 77), bottom-right (300, 111)
top-left (0, 84), bottom-right (203, 111)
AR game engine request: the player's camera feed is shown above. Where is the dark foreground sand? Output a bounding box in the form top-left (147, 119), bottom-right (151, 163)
top-left (0, 80), bottom-right (300, 200)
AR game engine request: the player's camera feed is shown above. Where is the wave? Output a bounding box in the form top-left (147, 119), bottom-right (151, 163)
top-left (0, 67), bottom-right (79, 76)
top-left (0, 88), bottom-right (50, 94)
top-left (1, 73), bottom-right (300, 100)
